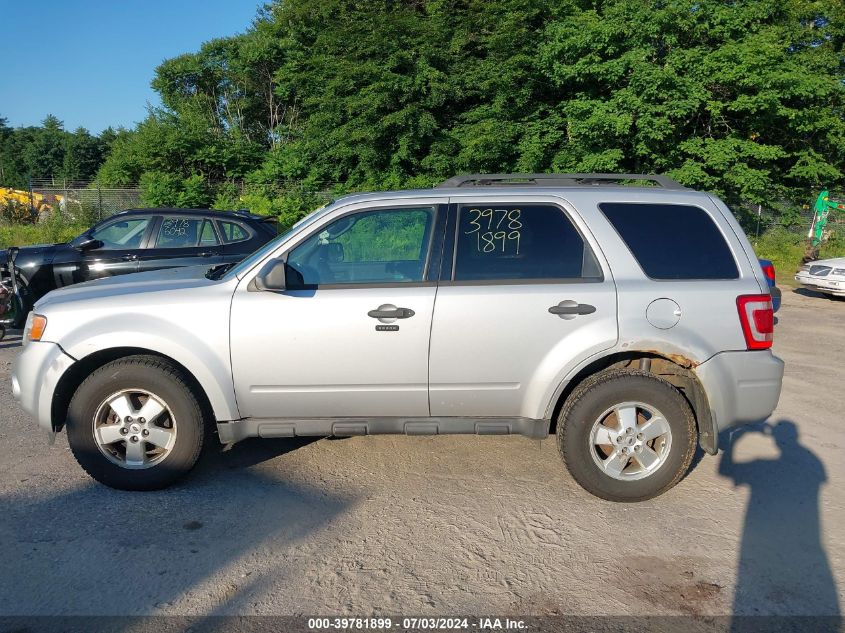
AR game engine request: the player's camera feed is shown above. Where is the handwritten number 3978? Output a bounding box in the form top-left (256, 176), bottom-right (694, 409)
top-left (464, 208), bottom-right (522, 254)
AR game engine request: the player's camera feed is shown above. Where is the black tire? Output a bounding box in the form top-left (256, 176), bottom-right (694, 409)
top-left (66, 355), bottom-right (205, 490)
top-left (557, 369), bottom-right (697, 502)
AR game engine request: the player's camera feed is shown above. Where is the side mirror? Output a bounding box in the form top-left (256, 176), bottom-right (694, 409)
top-left (76, 237), bottom-right (104, 251)
top-left (252, 259), bottom-right (288, 292)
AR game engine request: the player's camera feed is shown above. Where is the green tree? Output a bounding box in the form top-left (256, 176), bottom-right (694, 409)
top-left (177, 173), bottom-right (212, 207)
top-left (62, 127), bottom-right (108, 181)
top-left (96, 0), bottom-right (845, 222)
top-left (22, 115), bottom-right (67, 182)
top-left (0, 117), bottom-right (12, 185)
top-left (0, 115), bottom-right (116, 188)
top-left (139, 170), bottom-right (182, 206)
top-left (539, 0), bottom-right (845, 208)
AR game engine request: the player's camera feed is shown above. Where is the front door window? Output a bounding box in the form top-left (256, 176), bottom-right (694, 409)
top-left (91, 218), bottom-right (150, 250)
top-left (286, 207), bottom-right (435, 286)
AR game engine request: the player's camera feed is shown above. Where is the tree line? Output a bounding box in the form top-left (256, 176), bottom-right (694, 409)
top-left (0, 115), bottom-right (118, 189)
top-left (3, 0), bottom-right (844, 229)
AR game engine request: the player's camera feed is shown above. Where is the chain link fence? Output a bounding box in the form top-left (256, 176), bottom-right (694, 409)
top-left (742, 201), bottom-right (845, 246)
top-left (11, 178), bottom-right (337, 228)
top-left (27, 178), bottom-right (142, 225)
top-left (5, 178), bottom-right (845, 245)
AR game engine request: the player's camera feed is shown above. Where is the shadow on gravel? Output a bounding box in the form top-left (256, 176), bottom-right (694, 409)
top-left (0, 330), bottom-right (21, 349)
top-left (792, 287), bottom-right (844, 301)
top-left (0, 437), bottom-right (351, 619)
top-left (194, 436), bottom-right (319, 476)
top-left (719, 419), bottom-right (839, 617)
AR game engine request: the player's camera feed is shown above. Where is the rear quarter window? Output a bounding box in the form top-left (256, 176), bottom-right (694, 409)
top-left (599, 202), bottom-right (738, 280)
top-left (218, 220), bottom-right (250, 244)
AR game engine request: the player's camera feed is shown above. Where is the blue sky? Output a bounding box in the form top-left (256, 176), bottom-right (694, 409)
top-left (0, 0), bottom-right (260, 133)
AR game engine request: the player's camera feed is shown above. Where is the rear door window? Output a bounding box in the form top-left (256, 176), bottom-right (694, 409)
top-left (453, 203), bottom-right (601, 281)
top-left (155, 216), bottom-right (204, 248)
top-left (599, 202), bottom-right (738, 280)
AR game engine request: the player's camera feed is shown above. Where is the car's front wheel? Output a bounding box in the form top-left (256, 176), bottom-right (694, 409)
top-left (557, 369), bottom-right (697, 502)
top-left (66, 355), bottom-right (205, 490)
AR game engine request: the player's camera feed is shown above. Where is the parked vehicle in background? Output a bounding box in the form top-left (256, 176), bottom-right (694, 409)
top-left (758, 259), bottom-right (781, 312)
top-left (0, 187), bottom-right (63, 221)
top-left (0, 208), bottom-right (277, 325)
top-left (12, 173), bottom-right (784, 502)
top-left (795, 257), bottom-right (845, 298)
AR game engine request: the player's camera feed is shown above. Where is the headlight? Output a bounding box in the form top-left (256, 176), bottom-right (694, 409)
top-left (23, 313), bottom-right (47, 345)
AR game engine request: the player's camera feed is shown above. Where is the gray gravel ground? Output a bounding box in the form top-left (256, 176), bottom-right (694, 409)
top-left (0, 288), bottom-right (842, 617)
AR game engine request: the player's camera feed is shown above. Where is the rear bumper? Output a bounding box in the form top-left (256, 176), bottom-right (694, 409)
top-left (695, 350), bottom-right (784, 439)
top-left (11, 341), bottom-right (75, 432)
top-left (794, 272), bottom-right (845, 296)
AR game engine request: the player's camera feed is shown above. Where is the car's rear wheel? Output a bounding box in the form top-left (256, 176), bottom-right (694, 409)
top-left (557, 369), bottom-right (697, 502)
top-left (66, 356), bottom-right (205, 490)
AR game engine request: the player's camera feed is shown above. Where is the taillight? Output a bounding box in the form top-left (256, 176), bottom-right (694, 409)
top-left (736, 295), bottom-right (774, 350)
top-left (761, 262), bottom-right (776, 284)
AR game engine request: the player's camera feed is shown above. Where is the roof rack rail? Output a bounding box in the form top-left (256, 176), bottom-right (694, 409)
top-left (436, 173), bottom-right (687, 190)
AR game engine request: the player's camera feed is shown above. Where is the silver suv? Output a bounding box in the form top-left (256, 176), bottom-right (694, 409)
top-left (12, 174), bottom-right (784, 501)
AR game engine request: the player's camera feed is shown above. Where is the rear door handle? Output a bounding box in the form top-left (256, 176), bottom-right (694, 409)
top-left (197, 251), bottom-right (215, 257)
top-left (368, 307), bottom-right (415, 319)
top-left (122, 254), bottom-right (138, 261)
top-left (549, 301), bottom-right (596, 318)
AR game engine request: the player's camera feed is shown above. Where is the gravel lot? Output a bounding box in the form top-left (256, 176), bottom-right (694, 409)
top-left (0, 288), bottom-right (842, 618)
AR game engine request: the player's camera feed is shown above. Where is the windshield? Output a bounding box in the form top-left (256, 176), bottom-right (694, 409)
top-left (220, 202), bottom-right (335, 281)
top-left (69, 216), bottom-right (144, 247)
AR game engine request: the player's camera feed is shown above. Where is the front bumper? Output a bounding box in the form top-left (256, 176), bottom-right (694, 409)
top-left (695, 350), bottom-right (784, 438)
top-left (12, 341), bottom-right (75, 433)
top-left (794, 272), bottom-right (845, 296)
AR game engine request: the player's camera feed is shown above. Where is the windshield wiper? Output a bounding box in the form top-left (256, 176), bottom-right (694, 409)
top-left (205, 262), bottom-right (235, 280)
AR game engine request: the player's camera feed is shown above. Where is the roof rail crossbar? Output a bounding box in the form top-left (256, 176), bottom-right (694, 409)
top-left (436, 173), bottom-right (687, 190)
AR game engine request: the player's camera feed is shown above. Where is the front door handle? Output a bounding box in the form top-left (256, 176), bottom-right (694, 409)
top-left (197, 251), bottom-right (215, 257)
top-left (368, 307), bottom-right (415, 319)
top-left (549, 300), bottom-right (596, 318)
top-left (122, 254), bottom-right (138, 261)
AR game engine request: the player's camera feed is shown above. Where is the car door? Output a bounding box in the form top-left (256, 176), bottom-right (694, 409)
top-left (136, 215), bottom-right (225, 275)
top-left (52, 215), bottom-right (153, 285)
top-left (428, 196), bottom-right (618, 420)
top-left (230, 198), bottom-right (446, 419)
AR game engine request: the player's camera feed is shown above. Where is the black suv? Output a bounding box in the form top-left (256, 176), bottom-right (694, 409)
top-left (1, 208), bottom-right (277, 323)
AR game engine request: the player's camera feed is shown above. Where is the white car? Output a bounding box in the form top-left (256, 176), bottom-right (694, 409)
top-left (795, 257), bottom-right (845, 297)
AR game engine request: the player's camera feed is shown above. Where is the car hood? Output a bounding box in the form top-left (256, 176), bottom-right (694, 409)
top-left (35, 264), bottom-right (224, 309)
top-left (807, 257), bottom-right (845, 268)
top-left (0, 243), bottom-right (62, 266)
